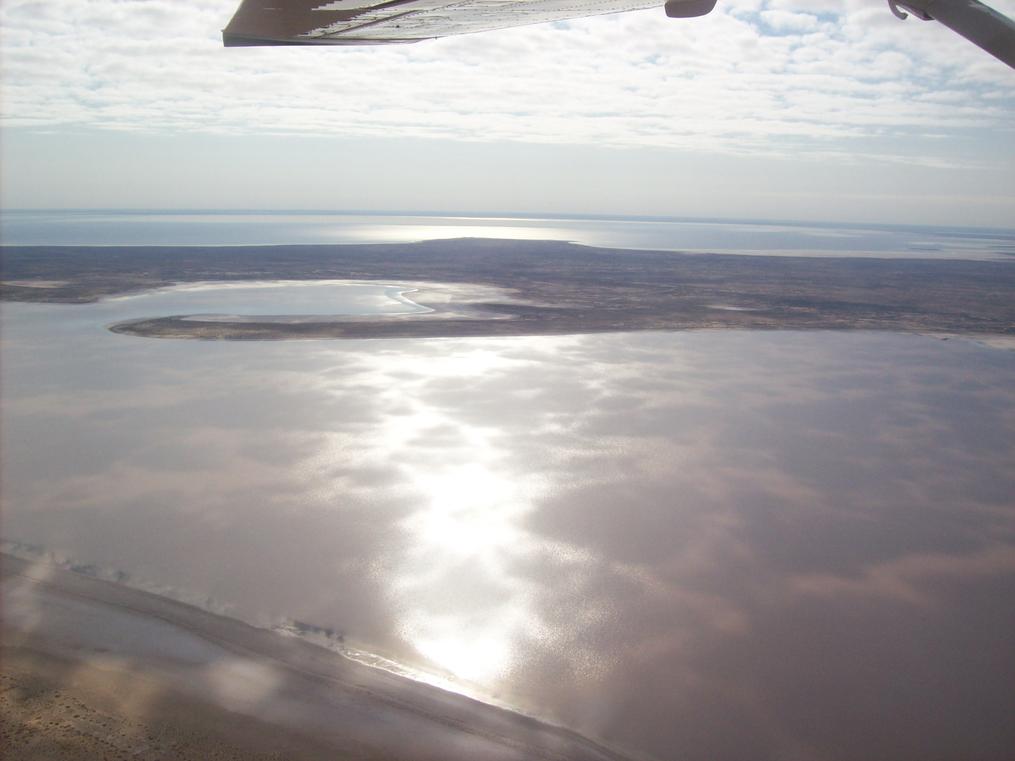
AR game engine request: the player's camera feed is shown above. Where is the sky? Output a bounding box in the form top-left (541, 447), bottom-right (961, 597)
top-left (1, 0), bottom-right (1014, 226)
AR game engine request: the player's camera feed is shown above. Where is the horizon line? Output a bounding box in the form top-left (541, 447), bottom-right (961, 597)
top-left (3, 208), bottom-right (1015, 234)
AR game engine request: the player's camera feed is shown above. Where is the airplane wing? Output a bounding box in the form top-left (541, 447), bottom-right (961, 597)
top-left (222, 0), bottom-right (669, 45)
top-left (222, 0), bottom-right (1015, 69)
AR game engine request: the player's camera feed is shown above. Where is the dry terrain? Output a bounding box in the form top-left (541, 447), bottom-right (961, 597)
top-left (2, 239), bottom-right (1013, 339)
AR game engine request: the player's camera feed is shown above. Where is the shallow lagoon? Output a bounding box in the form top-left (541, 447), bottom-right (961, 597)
top-left (2, 282), bottom-right (1014, 760)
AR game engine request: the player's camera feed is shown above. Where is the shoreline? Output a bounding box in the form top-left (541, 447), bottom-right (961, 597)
top-left (104, 278), bottom-right (526, 338)
top-left (0, 552), bottom-right (635, 761)
top-left (3, 239), bottom-right (1012, 340)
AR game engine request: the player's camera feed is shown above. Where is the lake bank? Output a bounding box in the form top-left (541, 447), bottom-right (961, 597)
top-left (4, 239), bottom-right (1013, 339)
top-left (1, 553), bottom-right (633, 761)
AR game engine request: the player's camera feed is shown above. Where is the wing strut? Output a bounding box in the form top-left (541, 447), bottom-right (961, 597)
top-left (889, 0), bottom-right (1015, 68)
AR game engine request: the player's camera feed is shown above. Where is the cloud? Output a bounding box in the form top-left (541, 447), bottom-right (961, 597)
top-left (0, 0), bottom-right (1013, 162)
top-left (758, 9), bottom-right (820, 32)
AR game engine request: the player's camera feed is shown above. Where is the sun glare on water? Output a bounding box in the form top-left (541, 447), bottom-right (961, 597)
top-left (394, 454), bottom-right (542, 684)
top-left (310, 339), bottom-right (585, 695)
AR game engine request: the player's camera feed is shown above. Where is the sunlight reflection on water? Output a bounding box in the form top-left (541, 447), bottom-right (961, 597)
top-left (3, 283), bottom-right (1015, 761)
top-left (343, 223), bottom-right (581, 244)
top-left (3, 210), bottom-right (1013, 260)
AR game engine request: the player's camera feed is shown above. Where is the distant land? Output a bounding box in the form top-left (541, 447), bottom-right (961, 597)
top-left (2, 239), bottom-right (1014, 339)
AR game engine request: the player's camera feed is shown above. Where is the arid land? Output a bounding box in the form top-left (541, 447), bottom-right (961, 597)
top-left (2, 239), bottom-right (1013, 338)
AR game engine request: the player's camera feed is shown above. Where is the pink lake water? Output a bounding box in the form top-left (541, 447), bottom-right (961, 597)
top-left (2, 280), bottom-right (1014, 760)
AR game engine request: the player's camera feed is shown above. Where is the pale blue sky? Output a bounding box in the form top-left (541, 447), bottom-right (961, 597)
top-left (2, 0), bottom-right (1014, 226)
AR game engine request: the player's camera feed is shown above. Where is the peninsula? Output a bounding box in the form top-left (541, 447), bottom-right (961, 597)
top-left (2, 239), bottom-right (1013, 339)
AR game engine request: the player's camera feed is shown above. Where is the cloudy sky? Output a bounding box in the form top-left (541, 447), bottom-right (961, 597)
top-left (1, 0), bottom-right (1013, 225)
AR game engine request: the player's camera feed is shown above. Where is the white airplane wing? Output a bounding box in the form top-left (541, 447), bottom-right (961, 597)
top-left (223, 0), bottom-right (674, 45)
top-left (223, 0), bottom-right (1015, 69)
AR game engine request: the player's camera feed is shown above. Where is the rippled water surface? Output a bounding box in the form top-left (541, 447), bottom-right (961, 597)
top-left (2, 283), bottom-right (1015, 761)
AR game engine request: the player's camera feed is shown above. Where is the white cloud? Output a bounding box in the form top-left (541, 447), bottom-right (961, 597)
top-left (0, 0), bottom-right (1012, 164)
top-left (759, 9), bottom-right (820, 32)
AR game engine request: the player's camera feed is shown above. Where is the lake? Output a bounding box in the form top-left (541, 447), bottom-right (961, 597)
top-left (87, 280), bottom-right (428, 323)
top-left (3, 209), bottom-right (1015, 260)
top-left (2, 276), bottom-right (1014, 760)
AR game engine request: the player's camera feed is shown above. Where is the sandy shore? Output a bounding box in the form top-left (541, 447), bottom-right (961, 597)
top-left (0, 553), bottom-right (632, 761)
